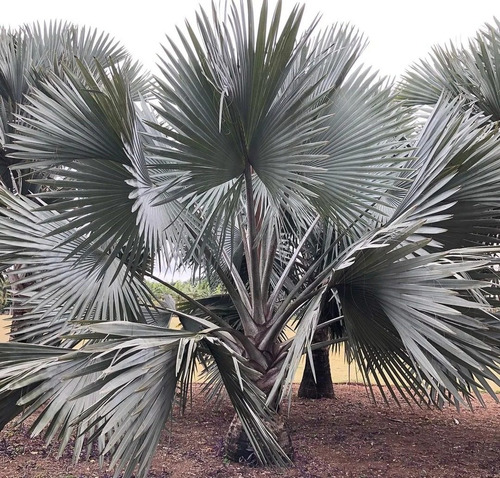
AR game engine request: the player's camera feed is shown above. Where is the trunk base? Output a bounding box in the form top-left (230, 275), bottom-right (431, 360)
top-left (224, 414), bottom-right (294, 465)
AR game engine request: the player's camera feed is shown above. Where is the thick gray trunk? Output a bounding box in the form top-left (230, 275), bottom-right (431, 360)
top-left (224, 413), bottom-right (294, 465)
top-left (298, 295), bottom-right (339, 399)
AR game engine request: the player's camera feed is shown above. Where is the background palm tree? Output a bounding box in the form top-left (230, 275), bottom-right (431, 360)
top-left (0, 21), bottom-right (149, 194)
top-left (0, 2), bottom-right (499, 477)
top-left (0, 21), bottom-right (151, 338)
top-left (397, 17), bottom-right (500, 122)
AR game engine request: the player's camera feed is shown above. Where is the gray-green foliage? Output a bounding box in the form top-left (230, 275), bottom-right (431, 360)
top-left (398, 17), bottom-right (500, 122)
top-left (0, 2), bottom-right (499, 477)
top-left (0, 21), bottom-right (150, 195)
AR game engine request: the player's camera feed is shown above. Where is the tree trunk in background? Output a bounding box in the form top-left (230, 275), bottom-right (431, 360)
top-left (298, 293), bottom-right (341, 399)
top-left (298, 324), bottom-right (335, 399)
top-left (7, 265), bottom-right (27, 341)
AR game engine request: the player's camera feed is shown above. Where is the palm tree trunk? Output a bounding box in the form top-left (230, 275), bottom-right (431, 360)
top-left (224, 359), bottom-right (294, 464)
top-left (298, 324), bottom-right (335, 399)
top-left (225, 413), bottom-right (294, 464)
top-left (7, 265), bottom-right (29, 341)
top-left (298, 293), bottom-right (341, 399)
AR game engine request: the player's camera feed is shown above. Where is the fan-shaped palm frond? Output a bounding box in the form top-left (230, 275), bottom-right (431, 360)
top-left (0, 321), bottom-right (289, 476)
top-left (332, 221), bottom-right (500, 406)
top-left (0, 21), bottom-right (150, 194)
top-left (0, 189), bottom-right (157, 345)
top-left (150, 0), bottom-right (411, 238)
top-left (9, 61), bottom-right (192, 275)
top-left (397, 43), bottom-right (469, 107)
top-left (391, 95), bottom-right (500, 251)
top-left (398, 18), bottom-right (500, 122)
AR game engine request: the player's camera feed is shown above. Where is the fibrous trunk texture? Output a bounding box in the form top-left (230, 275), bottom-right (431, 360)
top-left (7, 265), bottom-right (30, 342)
top-left (224, 413), bottom-right (294, 464)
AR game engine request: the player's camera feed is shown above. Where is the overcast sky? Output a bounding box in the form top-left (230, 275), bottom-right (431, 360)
top-left (3, 0), bottom-right (500, 78)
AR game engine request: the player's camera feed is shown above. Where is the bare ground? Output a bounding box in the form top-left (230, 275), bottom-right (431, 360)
top-left (0, 384), bottom-right (498, 478)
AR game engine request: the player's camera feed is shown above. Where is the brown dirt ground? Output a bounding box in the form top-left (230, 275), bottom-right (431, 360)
top-left (0, 384), bottom-right (498, 478)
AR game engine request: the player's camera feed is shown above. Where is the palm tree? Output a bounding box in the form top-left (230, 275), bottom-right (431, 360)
top-left (0, 21), bottom-right (151, 336)
top-left (0, 2), bottom-right (499, 477)
top-left (397, 17), bottom-right (500, 122)
top-left (397, 16), bottom-right (500, 293)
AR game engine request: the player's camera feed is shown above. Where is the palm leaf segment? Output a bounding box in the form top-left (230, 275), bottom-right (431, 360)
top-left (0, 189), bottom-right (157, 345)
top-left (332, 219), bottom-right (500, 407)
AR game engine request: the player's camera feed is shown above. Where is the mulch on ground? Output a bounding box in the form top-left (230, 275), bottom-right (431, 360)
top-left (0, 384), bottom-right (498, 478)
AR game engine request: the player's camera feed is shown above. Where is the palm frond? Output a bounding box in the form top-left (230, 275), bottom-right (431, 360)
top-left (0, 189), bottom-right (156, 345)
top-left (459, 18), bottom-right (500, 121)
top-left (398, 17), bottom-right (500, 122)
top-left (392, 95), bottom-right (500, 250)
top-left (150, 0), bottom-right (395, 235)
top-left (0, 21), bottom-right (150, 193)
top-left (332, 221), bottom-right (500, 407)
top-left (0, 321), bottom-right (289, 475)
top-left (397, 43), bottom-right (469, 107)
top-left (310, 67), bottom-right (411, 227)
top-left (0, 324), bottom-right (199, 477)
top-left (9, 61), bottom-right (191, 274)
top-left (19, 21), bottom-right (150, 100)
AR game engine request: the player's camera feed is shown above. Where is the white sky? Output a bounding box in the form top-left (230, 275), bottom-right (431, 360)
top-left (3, 0), bottom-right (500, 79)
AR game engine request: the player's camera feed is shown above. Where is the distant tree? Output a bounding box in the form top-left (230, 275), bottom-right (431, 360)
top-left (147, 279), bottom-right (224, 304)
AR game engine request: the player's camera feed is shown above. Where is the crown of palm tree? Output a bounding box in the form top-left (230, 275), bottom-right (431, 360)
top-left (0, 2), bottom-right (499, 477)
